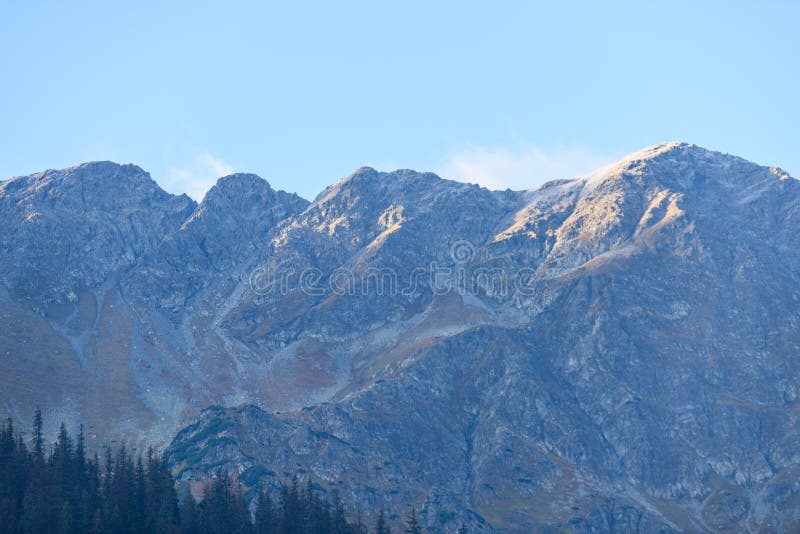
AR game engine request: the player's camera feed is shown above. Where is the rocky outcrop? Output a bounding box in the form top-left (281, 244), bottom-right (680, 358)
top-left (0, 163), bottom-right (307, 445)
top-left (0, 161), bottom-right (196, 304)
top-left (127, 172), bottom-right (309, 313)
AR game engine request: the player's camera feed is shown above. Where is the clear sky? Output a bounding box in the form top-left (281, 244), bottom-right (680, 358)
top-left (1, 1), bottom-right (797, 201)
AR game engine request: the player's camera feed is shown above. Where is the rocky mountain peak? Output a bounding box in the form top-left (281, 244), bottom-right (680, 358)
top-left (583, 142), bottom-right (793, 195)
top-left (61, 160), bottom-right (149, 179)
top-left (345, 165), bottom-right (380, 182)
top-left (279, 166), bottom-right (518, 268)
top-left (314, 166), bottom-right (480, 205)
top-left (202, 172), bottom-right (274, 204)
top-left (126, 170), bottom-right (309, 312)
top-left (189, 171), bottom-right (308, 226)
top-left (1, 160), bottom-right (193, 220)
top-left (0, 161), bottom-right (195, 303)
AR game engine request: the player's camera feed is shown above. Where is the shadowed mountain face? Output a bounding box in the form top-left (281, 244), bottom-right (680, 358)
top-left (3, 144), bottom-right (800, 531)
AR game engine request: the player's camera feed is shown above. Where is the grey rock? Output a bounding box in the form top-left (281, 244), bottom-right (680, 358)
top-left (3, 143), bottom-right (800, 531)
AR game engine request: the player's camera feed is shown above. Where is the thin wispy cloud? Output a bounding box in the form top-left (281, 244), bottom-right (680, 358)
top-left (437, 144), bottom-right (613, 191)
top-left (165, 152), bottom-right (234, 201)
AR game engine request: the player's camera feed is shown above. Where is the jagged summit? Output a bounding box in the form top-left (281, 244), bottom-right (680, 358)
top-left (348, 165), bottom-right (379, 178)
top-left (582, 141), bottom-right (697, 184)
top-left (212, 172), bottom-right (273, 191)
top-left (312, 165), bottom-right (491, 210)
top-left (32, 161), bottom-right (156, 189)
top-left (627, 140), bottom-right (692, 158)
top-left (193, 171), bottom-right (308, 220)
top-left (0, 160), bottom-right (189, 215)
top-left (578, 142), bottom-right (795, 199)
top-left (198, 172), bottom-right (275, 207)
top-left (608, 141), bottom-right (792, 178)
top-left (4, 162), bottom-right (190, 214)
top-left (8, 160), bottom-right (148, 182)
top-left (332, 165), bottom-right (483, 192)
top-left (63, 159), bottom-right (148, 176)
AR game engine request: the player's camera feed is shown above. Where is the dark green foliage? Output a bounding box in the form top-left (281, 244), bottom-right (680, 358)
top-left (177, 475), bottom-right (374, 534)
top-left (0, 416), bottom-right (178, 533)
top-left (0, 414), bottom-right (420, 533)
top-left (404, 508), bottom-right (422, 534)
top-left (375, 508), bottom-right (391, 534)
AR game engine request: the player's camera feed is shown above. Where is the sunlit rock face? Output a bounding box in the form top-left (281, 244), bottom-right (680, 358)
top-left (4, 144), bottom-right (800, 531)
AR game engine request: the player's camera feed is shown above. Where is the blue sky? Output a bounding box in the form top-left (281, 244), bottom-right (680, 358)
top-left (1, 1), bottom-right (797, 200)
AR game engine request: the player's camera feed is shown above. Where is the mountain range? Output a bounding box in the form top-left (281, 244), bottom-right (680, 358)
top-left (3, 143), bottom-right (800, 532)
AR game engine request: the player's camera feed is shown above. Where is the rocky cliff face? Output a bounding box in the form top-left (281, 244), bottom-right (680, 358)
top-left (3, 144), bottom-right (800, 532)
top-left (0, 163), bottom-right (308, 444)
top-left (0, 162), bottom-right (196, 303)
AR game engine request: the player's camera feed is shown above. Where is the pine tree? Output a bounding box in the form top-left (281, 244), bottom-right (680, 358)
top-left (255, 488), bottom-right (275, 534)
top-left (376, 507), bottom-right (391, 534)
top-left (180, 490), bottom-right (201, 533)
top-left (354, 507), bottom-right (367, 534)
top-left (133, 454), bottom-right (146, 531)
top-left (22, 410), bottom-right (48, 533)
top-left (279, 477), bottom-right (300, 532)
top-left (331, 489), bottom-right (348, 534)
top-left (32, 408), bottom-right (43, 461)
top-left (58, 500), bottom-right (73, 533)
top-left (404, 507), bottom-right (422, 534)
top-left (0, 411), bottom-right (403, 534)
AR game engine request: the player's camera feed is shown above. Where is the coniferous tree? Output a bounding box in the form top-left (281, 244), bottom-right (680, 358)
top-left (354, 507), bottom-right (367, 534)
top-left (22, 409), bottom-right (47, 533)
top-left (0, 414), bottom-right (188, 533)
top-left (180, 489), bottom-right (201, 533)
top-left (375, 507), bottom-right (391, 534)
top-left (331, 489), bottom-right (349, 534)
top-left (0, 412), bottom-right (413, 534)
top-left (197, 473), bottom-right (252, 534)
top-left (404, 507), bottom-right (422, 534)
top-left (32, 408), bottom-right (43, 461)
top-left (254, 488), bottom-right (275, 534)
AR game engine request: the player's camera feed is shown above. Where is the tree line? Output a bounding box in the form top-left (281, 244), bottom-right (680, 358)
top-left (0, 411), bottom-right (457, 533)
